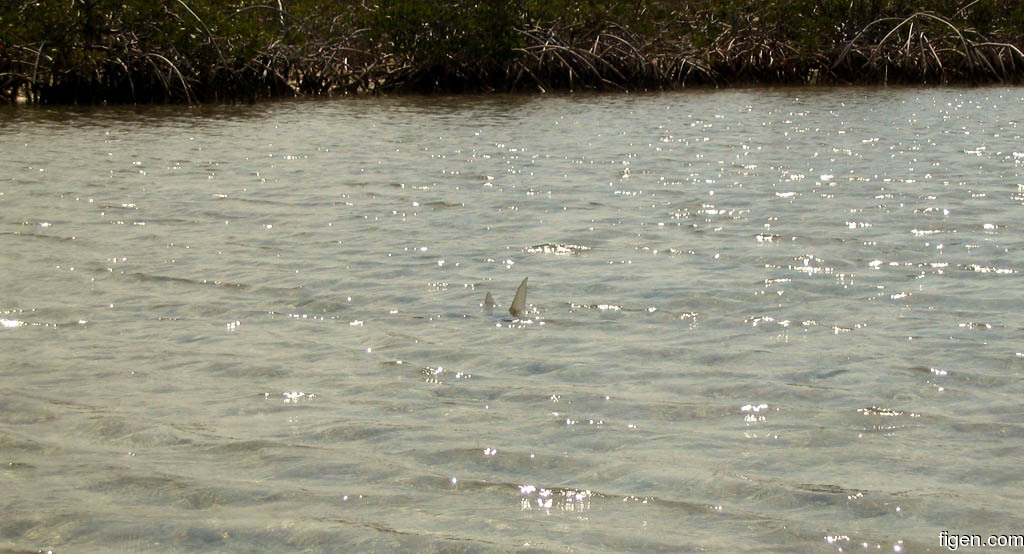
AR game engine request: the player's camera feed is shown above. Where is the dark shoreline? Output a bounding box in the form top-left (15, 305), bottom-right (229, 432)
top-left (2, 1), bottom-right (1022, 105)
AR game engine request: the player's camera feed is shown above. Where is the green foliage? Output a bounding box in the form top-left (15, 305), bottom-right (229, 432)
top-left (372, 1), bottom-right (513, 61)
top-left (0, 0), bottom-right (1021, 103)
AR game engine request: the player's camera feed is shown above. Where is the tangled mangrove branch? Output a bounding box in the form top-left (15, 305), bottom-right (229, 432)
top-left (1, 0), bottom-right (1021, 104)
top-left (832, 11), bottom-right (1024, 83)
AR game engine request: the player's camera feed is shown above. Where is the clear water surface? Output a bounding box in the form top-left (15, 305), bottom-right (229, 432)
top-left (1, 87), bottom-right (1023, 553)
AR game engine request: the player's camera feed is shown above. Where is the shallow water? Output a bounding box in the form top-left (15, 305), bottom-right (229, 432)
top-left (1, 87), bottom-right (1023, 553)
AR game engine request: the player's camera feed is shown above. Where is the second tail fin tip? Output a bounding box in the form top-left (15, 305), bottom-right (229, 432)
top-left (509, 277), bottom-right (528, 317)
top-left (484, 292), bottom-right (496, 307)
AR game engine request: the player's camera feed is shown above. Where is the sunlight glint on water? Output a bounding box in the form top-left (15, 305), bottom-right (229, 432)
top-left (1, 88), bottom-right (1022, 553)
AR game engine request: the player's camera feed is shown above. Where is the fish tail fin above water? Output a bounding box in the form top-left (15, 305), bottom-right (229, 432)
top-left (484, 291), bottom-right (496, 307)
top-left (509, 277), bottom-right (528, 317)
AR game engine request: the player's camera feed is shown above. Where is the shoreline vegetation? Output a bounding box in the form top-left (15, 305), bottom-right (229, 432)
top-left (2, 1), bottom-right (1022, 104)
